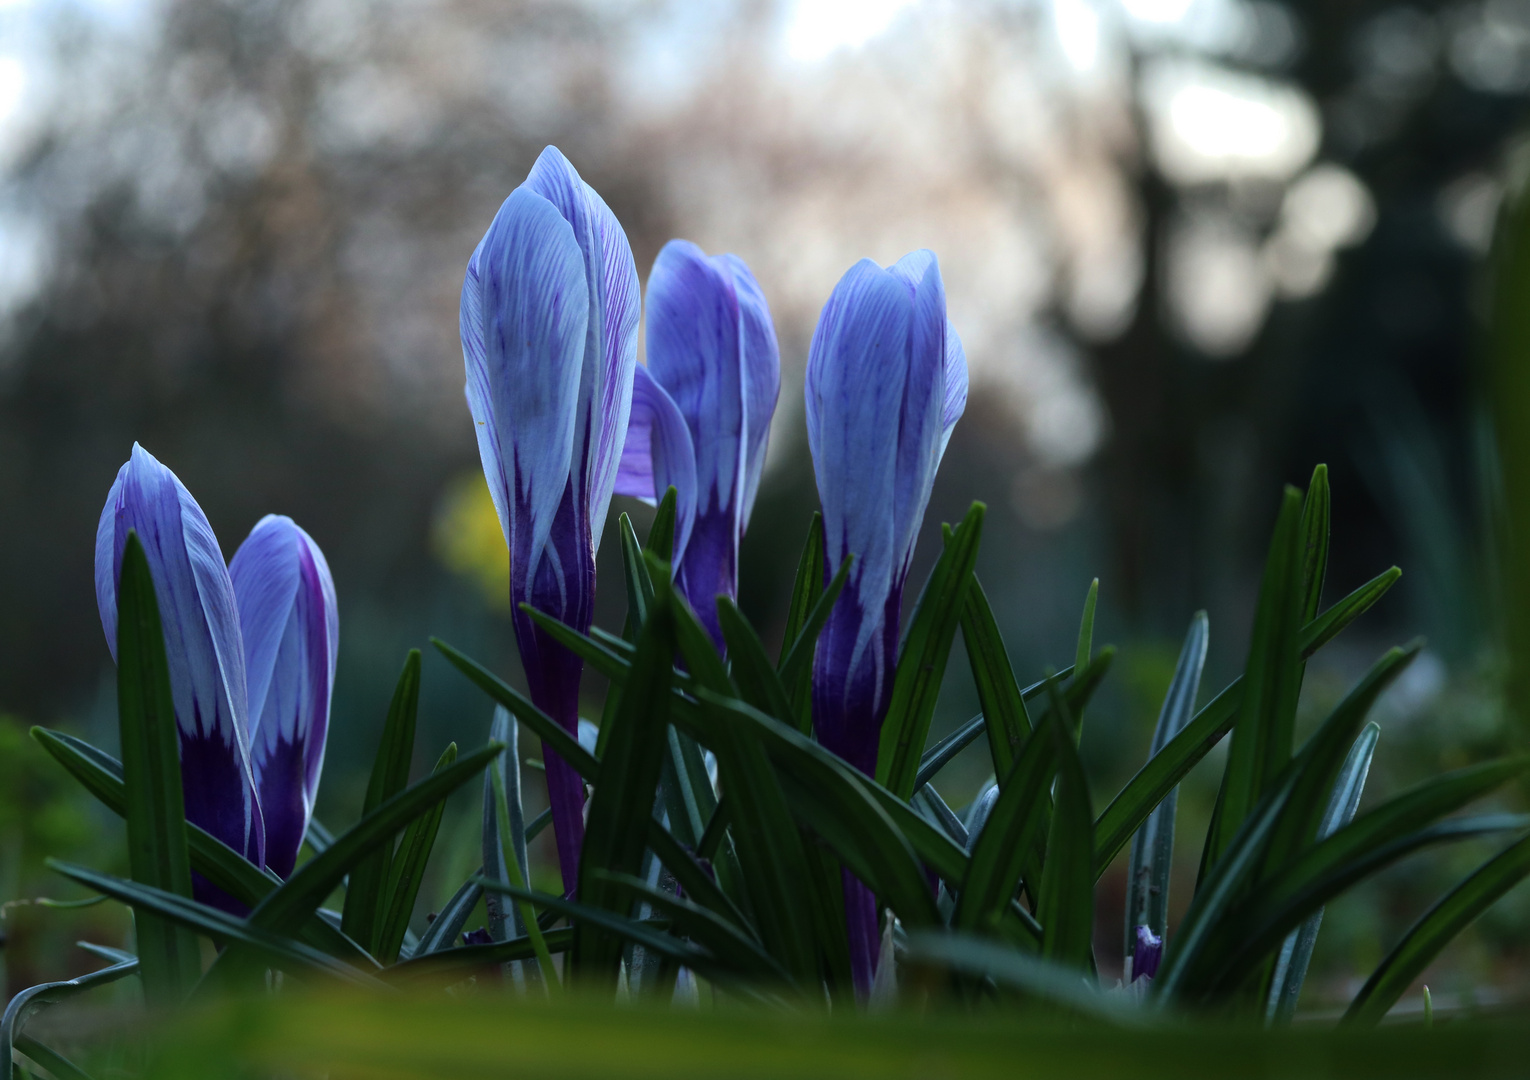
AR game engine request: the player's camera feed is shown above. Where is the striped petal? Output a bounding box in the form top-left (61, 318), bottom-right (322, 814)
top-left (726, 253), bottom-right (781, 533)
top-left (615, 364), bottom-right (699, 566)
top-left (886, 249), bottom-right (949, 584)
top-left (462, 183), bottom-right (589, 599)
top-left (523, 146), bottom-right (639, 553)
top-left (229, 515), bottom-right (338, 879)
top-left (941, 320), bottom-right (969, 458)
top-left (646, 239), bottom-right (746, 520)
top-left (94, 444), bottom-right (264, 872)
top-left (806, 258), bottom-right (911, 618)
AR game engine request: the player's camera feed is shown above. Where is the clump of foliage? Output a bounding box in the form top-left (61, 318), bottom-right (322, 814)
top-left (8, 463), bottom-right (1530, 1078)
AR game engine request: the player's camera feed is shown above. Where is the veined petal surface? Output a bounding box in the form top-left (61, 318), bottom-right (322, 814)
top-left (463, 184), bottom-right (588, 595)
top-left (523, 145), bottom-right (639, 553)
top-left (463, 145), bottom-right (638, 897)
top-left (615, 364), bottom-right (699, 565)
top-left (646, 239), bottom-right (746, 519)
top-left (94, 444), bottom-right (265, 869)
top-left (230, 515), bottom-right (338, 879)
top-left (727, 253), bottom-right (781, 532)
top-left (806, 258), bottom-right (911, 629)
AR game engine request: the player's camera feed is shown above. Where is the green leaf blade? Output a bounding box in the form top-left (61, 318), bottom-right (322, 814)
top-left (114, 531), bottom-right (200, 1004)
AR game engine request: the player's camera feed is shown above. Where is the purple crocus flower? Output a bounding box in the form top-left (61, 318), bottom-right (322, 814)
top-left (95, 445), bottom-right (266, 888)
top-left (615, 240), bottom-right (780, 646)
top-left (1132, 925), bottom-right (1163, 983)
top-left (229, 516), bottom-right (339, 880)
top-left (805, 250), bottom-right (968, 996)
top-left (460, 145), bottom-right (639, 894)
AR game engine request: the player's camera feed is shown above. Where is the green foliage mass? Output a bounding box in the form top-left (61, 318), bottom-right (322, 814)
top-left (8, 479), bottom-right (1530, 1078)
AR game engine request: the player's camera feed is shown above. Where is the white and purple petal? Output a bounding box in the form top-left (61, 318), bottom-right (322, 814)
top-left (230, 515), bottom-right (338, 879)
top-left (941, 320), bottom-right (969, 458)
top-left (463, 183), bottom-right (589, 597)
top-left (462, 145), bottom-right (639, 897)
top-left (94, 444), bottom-right (265, 873)
top-left (645, 240), bottom-right (745, 520)
top-left (614, 364), bottom-right (699, 566)
top-left (806, 258), bottom-right (911, 639)
top-left (722, 253), bottom-right (780, 532)
top-left (886, 249), bottom-right (949, 585)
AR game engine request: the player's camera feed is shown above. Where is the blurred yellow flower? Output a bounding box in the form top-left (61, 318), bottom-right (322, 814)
top-left (432, 472), bottom-right (509, 609)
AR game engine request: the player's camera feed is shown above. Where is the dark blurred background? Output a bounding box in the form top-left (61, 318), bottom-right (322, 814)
top-left (1, 0), bottom-right (1527, 1013)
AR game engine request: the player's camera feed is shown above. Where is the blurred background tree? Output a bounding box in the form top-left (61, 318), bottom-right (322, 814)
top-left (1, 0), bottom-right (1527, 1010)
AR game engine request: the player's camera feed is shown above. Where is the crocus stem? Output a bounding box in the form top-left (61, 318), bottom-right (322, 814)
top-left (843, 869), bottom-right (880, 1001)
top-left (544, 752), bottom-right (587, 897)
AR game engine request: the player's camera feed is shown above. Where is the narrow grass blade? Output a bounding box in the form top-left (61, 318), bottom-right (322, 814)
top-left (526, 807), bottom-right (551, 842)
top-left (1267, 722), bottom-right (1378, 1024)
top-left (779, 512), bottom-right (828, 737)
top-left (1093, 568), bottom-right (1400, 877)
top-left (960, 576), bottom-right (1033, 780)
top-left (1345, 831), bottom-right (1530, 1025)
top-left (1153, 768), bottom-right (1302, 1000)
top-left (305, 819), bottom-right (335, 856)
top-left (1074, 579), bottom-right (1099, 682)
top-left (953, 711), bottom-right (1058, 935)
top-left (1200, 814), bottom-right (1530, 1000)
top-left (776, 555), bottom-right (854, 724)
top-left (619, 512), bottom-right (655, 631)
top-left (1204, 487), bottom-right (1305, 875)
top-left (1124, 612), bottom-right (1208, 972)
top-left (717, 598), bottom-right (797, 724)
top-left (647, 486), bottom-right (679, 564)
top-left (114, 532), bottom-right (199, 1003)
top-left (913, 786), bottom-right (969, 849)
top-left (695, 686), bottom-right (943, 930)
top-left (1, 953), bottom-right (138, 1070)
top-left (1261, 645), bottom-right (1418, 877)
top-left (432, 638), bottom-right (598, 779)
top-left (643, 817), bottom-right (755, 935)
top-left (386, 927), bottom-right (576, 986)
top-left (514, 608), bottom-right (638, 686)
top-left (1193, 757), bottom-right (1530, 996)
top-left (412, 872), bottom-right (484, 956)
top-left (1299, 464), bottom-right (1331, 622)
top-left (376, 742), bottom-right (458, 965)
top-left (916, 671), bottom-right (1072, 794)
top-left (669, 589), bottom-right (827, 986)
top-left (490, 747), bottom-right (559, 990)
top-left (47, 860), bottom-right (385, 989)
top-left (659, 724), bottom-right (712, 849)
top-left (14, 1034), bottom-right (97, 1080)
top-left (575, 572), bottom-right (676, 985)
top-left (592, 870), bottom-right (791, 984)
top-left (249, 743), bottom-right (505, 937)
top-left (1037, 681), bottom-right (1095, 971)
top-left (906, 932), bottom-right (1147, 1025)
top-left (779, 513), bottom-right (825, 667)
top-left (479, 881), bottom-right (756, 994)
top-left (481, 707), bottom-right (522, 943)
top-left (1301, 566), bottom-right (1402, 657)
top-left (915, 714), bottom-right (985, 793)
top-left (876, 502), bottom-right (985, 798)
top-left (27, 728), bottom-right (375, 967)
top-left (342, 650), bottom-right (422, 954)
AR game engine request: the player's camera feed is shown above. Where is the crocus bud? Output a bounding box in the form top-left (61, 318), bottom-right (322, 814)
top-left (806, 250), bottom-right (968, 777)
top-left (95, 445), bottom-right (265, 882)
top-left (1132, 925), bottom-right (1163, 983)
top-left (616, 240), bottom-right (780, 646)
top-left (460, 145), bottom-right (639, 893)
top-left (229, 515), bottom-right (338, 880)
top-left (804, 250), bottom-right (968, 999)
